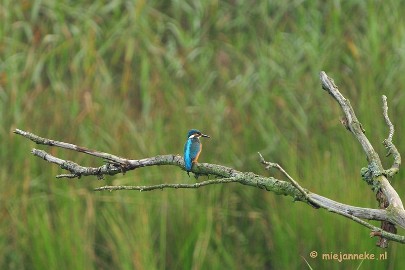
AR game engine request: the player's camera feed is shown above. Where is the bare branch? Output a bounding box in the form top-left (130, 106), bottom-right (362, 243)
top-left (14, 129), bottom-right (129, 165)
top-left (381, 95), bottom-right (401, 177)
top-left (17, 128), bottom-right (405, 219)
top-left (325, 205), bottom-right (405, 245)
top-left (14, 128), bottom-right (188, 178)
top-left (258, 152), bottom-right (310, 202)
top-left (31, 148), bottom-right (123, 179)
top-left (13, 72), bottom-right (405, 247)
top-left (382, 95), bottom-right (394, 142)
top-left (95, 177), bottom-right (239, 191)
top-left (320, 71), bottom-right (405, 247)
top-left (320, 72), bottom-right (377, 164)
top-left (257, 153), bottom-right (405, 244)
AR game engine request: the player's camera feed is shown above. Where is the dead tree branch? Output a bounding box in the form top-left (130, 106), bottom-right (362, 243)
top-left (320, 71), bottom-right (404, 247)
top-left (382, 95), bottom-right (401, 177)
top-left (14, 71), bottom-right (405, 247)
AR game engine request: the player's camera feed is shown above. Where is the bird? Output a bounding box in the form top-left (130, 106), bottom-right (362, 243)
top-left (183, 129), bottom-right (210, 175)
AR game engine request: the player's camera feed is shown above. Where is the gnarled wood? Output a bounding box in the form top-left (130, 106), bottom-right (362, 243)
top-left (14, 71), bottom-right (405, 247)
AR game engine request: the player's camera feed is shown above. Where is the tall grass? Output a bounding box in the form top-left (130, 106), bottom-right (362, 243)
top-left (2, 0), bottom-right (405, 269)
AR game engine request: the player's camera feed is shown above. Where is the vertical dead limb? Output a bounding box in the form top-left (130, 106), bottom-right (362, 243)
top-left (381, 95), bottom-right (401, 176)
top-left (320, 71), bottom-right (403, 247)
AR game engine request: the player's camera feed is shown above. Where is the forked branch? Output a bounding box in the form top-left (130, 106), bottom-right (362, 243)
top-left (320, 71), bottom-right (404, 247)
top-left (14, 71), bottom-right (405, 247)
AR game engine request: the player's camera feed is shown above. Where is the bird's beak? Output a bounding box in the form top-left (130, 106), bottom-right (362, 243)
top-left (201, 134), bottom-right (210, 138)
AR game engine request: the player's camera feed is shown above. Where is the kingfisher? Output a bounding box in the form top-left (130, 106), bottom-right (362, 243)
top-left (183, 129), bottom-right (210, 175)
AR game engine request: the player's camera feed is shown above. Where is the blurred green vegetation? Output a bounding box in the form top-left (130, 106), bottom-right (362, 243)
top-left (2, 0), bottom-right (405, 269)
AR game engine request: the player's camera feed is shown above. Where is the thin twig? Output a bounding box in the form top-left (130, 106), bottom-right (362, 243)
top-left (382, 95), bottom-right (394, 142)
top-left (14, 129), bottom-right (129, 165)
top-left (94, 177), bottom-right (239, 191)
top-left (258, 152), bottom-right (309, 199)
top-left (381, 95), bottom-right (401, 176)
top-left (328, 206), bottom-right (405, 244)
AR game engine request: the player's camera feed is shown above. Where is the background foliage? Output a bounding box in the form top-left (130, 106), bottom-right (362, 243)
top-left (2, 0), bottom-right (405, 269)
